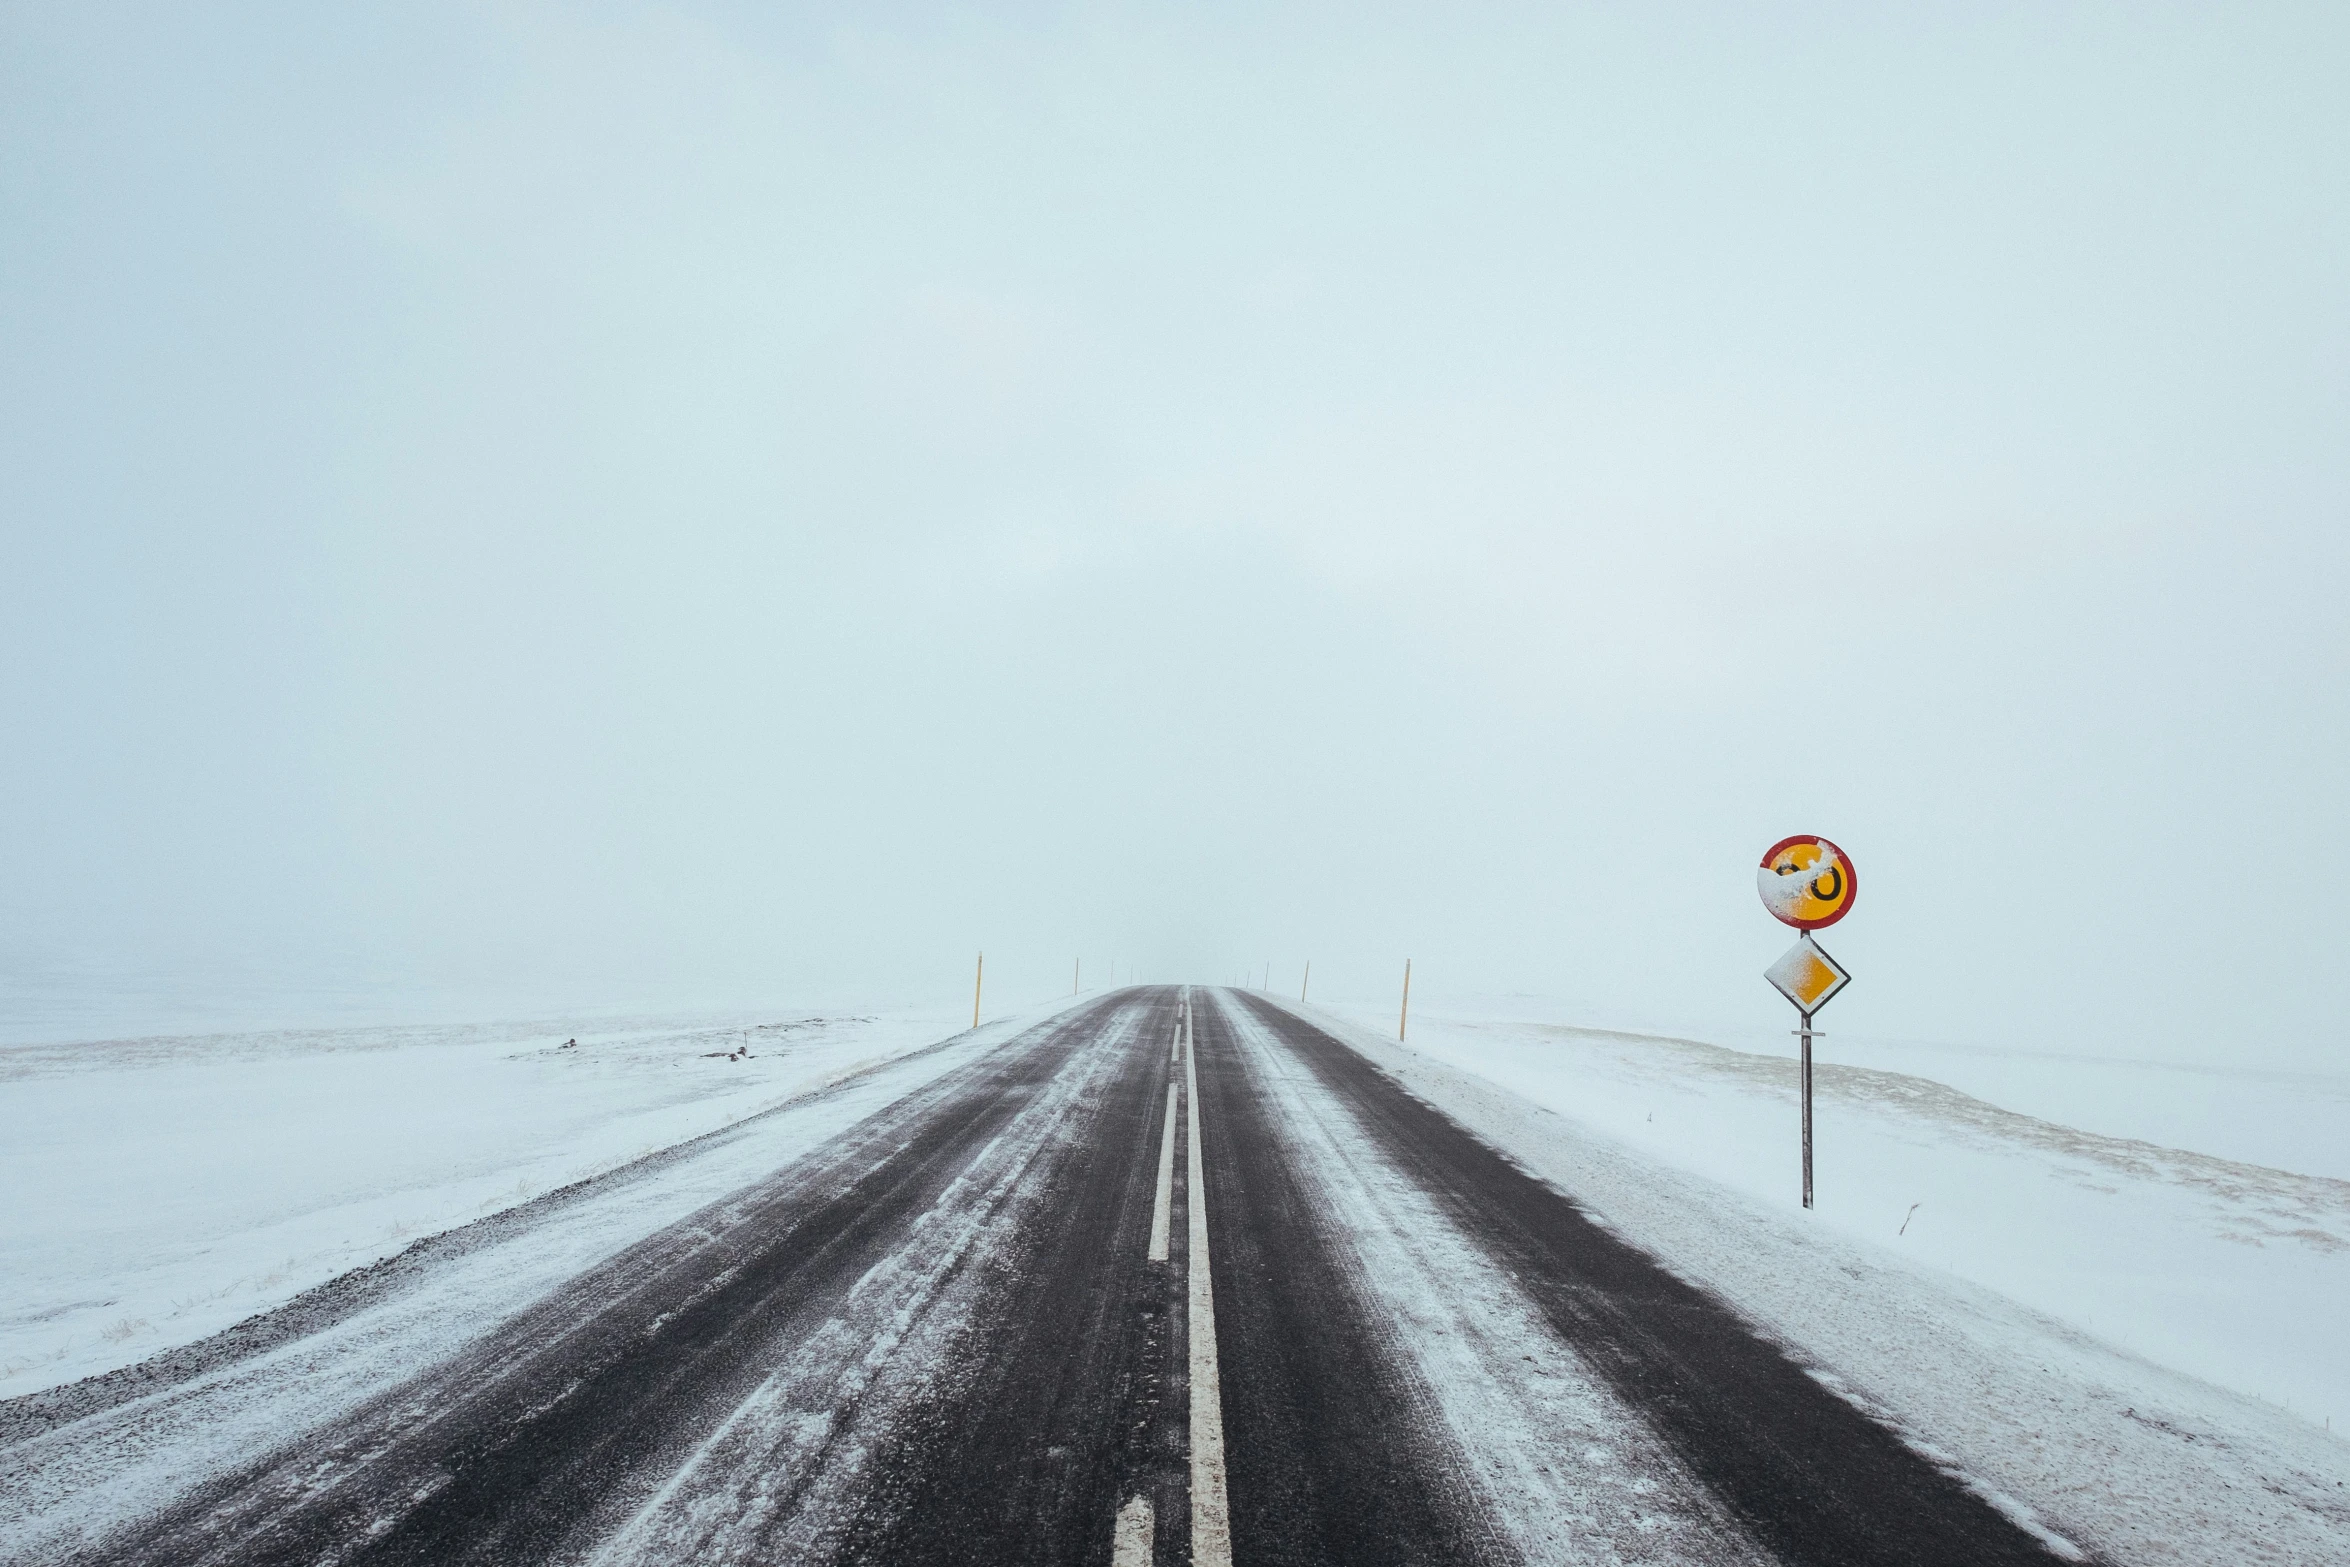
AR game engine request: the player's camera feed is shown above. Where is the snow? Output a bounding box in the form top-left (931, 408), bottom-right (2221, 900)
top-left (1293, 994), bottom-right (2350, 1565)
top-left (1398, 992), bottom-right (2350, 1182)
top-left (0, 1002), bottom-right (1034, 1398)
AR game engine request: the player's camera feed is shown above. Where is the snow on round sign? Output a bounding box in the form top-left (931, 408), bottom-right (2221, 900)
top-left (1758, 835), bottom-right (1856, 930)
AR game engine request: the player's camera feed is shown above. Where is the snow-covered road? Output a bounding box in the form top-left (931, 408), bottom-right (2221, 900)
top-left (2, 990), bottom-right (2343, 1565)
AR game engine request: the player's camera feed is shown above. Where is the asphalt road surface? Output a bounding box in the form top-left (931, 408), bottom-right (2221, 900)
top-left (5, 988), bottom-right (2077, 1566)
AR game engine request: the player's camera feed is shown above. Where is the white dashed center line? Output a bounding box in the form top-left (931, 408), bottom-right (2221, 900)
top-left (1110, 1493), bottom-right (1154, 1567)
top-left (1148, 1081), bottom-right (1179, 1264)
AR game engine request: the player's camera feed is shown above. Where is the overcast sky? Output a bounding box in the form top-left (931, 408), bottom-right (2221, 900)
top-left (5, 2), bottom-right (2346, 1064)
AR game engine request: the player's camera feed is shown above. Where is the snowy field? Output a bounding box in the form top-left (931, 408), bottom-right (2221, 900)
top-left (0, 1000), bottom-right (1051, 1398)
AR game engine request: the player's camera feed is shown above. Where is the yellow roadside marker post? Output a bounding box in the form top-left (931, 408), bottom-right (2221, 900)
top-left (1758, 836), bottom-right (1857, 1210)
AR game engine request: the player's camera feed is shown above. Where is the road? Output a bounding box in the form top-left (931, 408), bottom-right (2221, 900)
top-left (4, 988), bottom-right (2074, 1566)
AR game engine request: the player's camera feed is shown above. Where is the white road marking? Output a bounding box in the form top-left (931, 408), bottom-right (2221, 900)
top-left (1148, 1082), bottom-right (1179, 1263)
top-left (1111, 1494), bottom-right (1154, 1567)
top-left (1185, 1003), bottom-right (1232, 1567)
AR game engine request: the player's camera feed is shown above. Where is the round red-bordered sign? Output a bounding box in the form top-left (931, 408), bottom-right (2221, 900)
top-left (1758, 835), bottom-right (1856, 929)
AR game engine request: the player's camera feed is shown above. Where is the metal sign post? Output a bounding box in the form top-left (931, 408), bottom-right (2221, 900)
top-left (1758, 837), bottom-right (1856, 1210)
top-left (1800, 1009), bottom-right (1813, 1210)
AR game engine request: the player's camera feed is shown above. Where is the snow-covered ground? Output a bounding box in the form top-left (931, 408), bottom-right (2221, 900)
top-left (0, 1000), bottom-right (1060, 1398)
top-left (1381, 990), bottom-right (2350, 1184)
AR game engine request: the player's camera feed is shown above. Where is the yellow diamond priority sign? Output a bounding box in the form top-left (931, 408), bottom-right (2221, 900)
top-left (1765, 934), bottom-right (1850, 1016)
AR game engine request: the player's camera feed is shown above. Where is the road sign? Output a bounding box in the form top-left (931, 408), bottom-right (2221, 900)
top-left (1758, 834), bottom-right (1858, 1213)
top-left (1765, 934), bottom-right (1850, 1015)
top-left (1758, 835), bottom-right (1856, 930)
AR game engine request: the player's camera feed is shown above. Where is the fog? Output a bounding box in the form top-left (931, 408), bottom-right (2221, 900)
top-left (5, 3), bottom-right (2346, 1066)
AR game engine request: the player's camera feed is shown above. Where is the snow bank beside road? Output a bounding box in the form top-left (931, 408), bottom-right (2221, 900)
top-left (1293, 997), bottom-right (2350, 1565)
top-left (0, 1002), bottom-right (1031, 1398)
